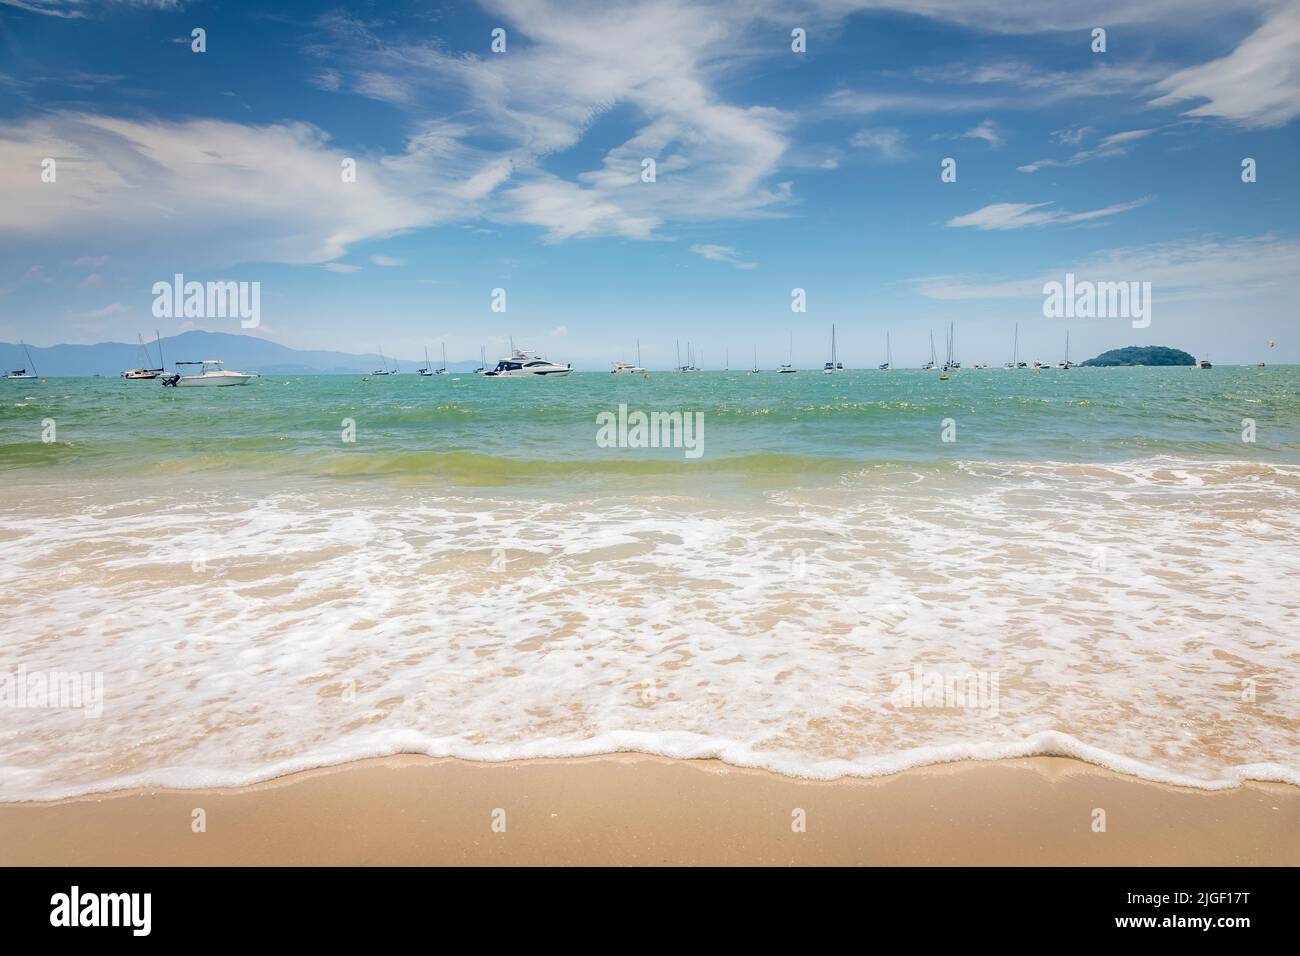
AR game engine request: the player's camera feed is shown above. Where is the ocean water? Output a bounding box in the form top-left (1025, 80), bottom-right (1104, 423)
top-left (1, 366), bottom-right (1298, 799)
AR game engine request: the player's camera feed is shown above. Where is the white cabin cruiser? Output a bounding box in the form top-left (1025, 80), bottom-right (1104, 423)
top-left (161, 359), bottom-right (258, 387)
top-left (484, 347), bottom-right (572, 377)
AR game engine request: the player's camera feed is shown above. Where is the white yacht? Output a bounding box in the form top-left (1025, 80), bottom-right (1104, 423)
top-left (778, 332), bottom-right (797, 373)
top-left (612, 340), bottom-right (646, 374)
top-left (1056, 331), bottom-right (1075, 369)
top-left (922, 331), bottom-right (937, 371)
top-left (824, 324), bottom-right (844, 373)
top-left (371, 345), bottom-right (398, 376)
top-left (122, 331), bottom-right (165, 380)
top-left (484, 347), bottom-right (572, 377)
top-left (161, 359), bottom-right (258, 387)
top-left (1005, 324), bottom-right (1028, 369)
top-left (942, 322), bottom-right (961, 371)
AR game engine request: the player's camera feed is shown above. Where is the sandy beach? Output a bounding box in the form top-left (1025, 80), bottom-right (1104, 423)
top-left (1, 754), bottom-right (1296, 866)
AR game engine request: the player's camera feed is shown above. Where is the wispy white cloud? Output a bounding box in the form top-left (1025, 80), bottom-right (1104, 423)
top-left (689, 243), bottom-right (756, 269)
top-left (960, 119), bottom-right (1003, 147)
top-left (947, 197), bottom-right (1151, 230)
top-left (1150, 3), bottom-right (1300, 128)
top-left (911, 235), bottom-right (1300, 304)
top-left (849, 127), bottom-right (910, 161)
top-left (304, 2), bottom-right (797, 243)
top-left (369, 255), bottom-right (404, 267)
top-left (1018, 129), bottom-right (1156, 173)
top-left (0, 113), bottom-right (497, 267)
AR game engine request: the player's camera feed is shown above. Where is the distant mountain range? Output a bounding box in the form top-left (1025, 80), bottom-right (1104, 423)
top-left (1, 332), bottom-right (484, 377)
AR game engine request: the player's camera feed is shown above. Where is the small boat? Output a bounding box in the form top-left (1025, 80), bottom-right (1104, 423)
top-left (474, 346), bottom-right (487, 375)
top-left (1197, 357), bottom-right (1213, 369)
top-left (778, 332), bottom-right (797, 373)
top-left (1056, 331), bottom-right (1075, 369)
top-left (1004, 323), bottom-right (1028, 368)
top-left (612, 340), bottom-right (646, 374)
top-left (371, 345), bottom-right (398, 376)
top-left (6, 341), bottom-right (38, 379)
top-left (675, 340), bottom-right (701, 372)
top-left (161, 359), bottom-right (258, 387)
top-left (877, 331), bottom-right (891, 371)
top-left (122, 331), bottom-right (165, 379)
top-left (484, 346), bottom-right (572, 377)
top-left (942, 322), bottom-right (960, 371)
top-left (748, 345), bottom-right (760, 374)
top-left (922, 331), bottom-right (937, 371)
top-left (823, 324), bottom-right (844, 373)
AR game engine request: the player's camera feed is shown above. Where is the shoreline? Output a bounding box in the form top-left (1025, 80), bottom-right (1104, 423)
top-left (2, 754), bottom-right (1296, 866)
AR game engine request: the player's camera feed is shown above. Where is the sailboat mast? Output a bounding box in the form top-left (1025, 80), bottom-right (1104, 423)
top-left (156, 330), bottom-right (164, 371)
top-left (637, 339), bottom-right (642, 367)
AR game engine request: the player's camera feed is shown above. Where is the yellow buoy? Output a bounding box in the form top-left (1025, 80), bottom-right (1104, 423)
top-left (939, 374), bottom-right (950, 381)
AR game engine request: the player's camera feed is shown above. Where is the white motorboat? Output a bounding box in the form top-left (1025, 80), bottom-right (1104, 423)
top-left (612, 340), bottom-right (646, 374)
top-left (484, 347), bottom-right (572, 377)
top-left (161, 359), bottom-right (258, 387)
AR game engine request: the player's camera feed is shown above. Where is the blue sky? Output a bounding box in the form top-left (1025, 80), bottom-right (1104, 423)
top-left (1, 0), bottom-right (1297, 368)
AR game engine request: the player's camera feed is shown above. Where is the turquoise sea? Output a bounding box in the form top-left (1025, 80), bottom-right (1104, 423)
top-left (2, 366), bottom-right (1298, 799)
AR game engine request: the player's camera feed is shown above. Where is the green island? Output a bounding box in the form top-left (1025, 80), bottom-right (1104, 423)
top-left (1081, 346), bottom-right (1196, 367)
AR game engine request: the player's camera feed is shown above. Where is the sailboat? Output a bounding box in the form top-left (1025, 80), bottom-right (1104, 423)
top-left (878, 332), bottom-right (892, 371)
top-left (122, 330), bottom-right (165, 379)
top-left (942, 322), bottom-right (960, 371)
top-left (1055, 332), bottom-right (1074, 369)
top-left (474, 346), bottom-right (487, 374)
top-left (921, 331), bottom-right (937, 371)
top-left (1004, 324), bottom-right (1025, 368)
top-left (823, 324), bottom-right (844, 373)
top-left (6, 341), bottom-right (38, 380)
top-left (370, 345), bottom-right (397, 376)
top-left (612, 339), bottom-right (646, 374)
top-left (724, 347), bottom-right (729, 372)
top-left (437, 343), bottom-right (447, 374)
top-left (418, 347), bottom-right (434, 376)
top-left (778, 332), bottom-right (797, 372)
top-left (748, 345), bottom-right (760, 374)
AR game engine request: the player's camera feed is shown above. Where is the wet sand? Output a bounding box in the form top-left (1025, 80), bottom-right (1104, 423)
top-left (1, 754), bottom-right (1296, 866)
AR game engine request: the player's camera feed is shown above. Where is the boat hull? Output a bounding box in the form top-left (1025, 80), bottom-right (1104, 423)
top-left (173, 373), bottom-right (254, 387)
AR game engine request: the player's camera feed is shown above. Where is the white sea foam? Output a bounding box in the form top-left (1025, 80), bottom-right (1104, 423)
top-left (0, 458), bottom-right (1297, 800)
